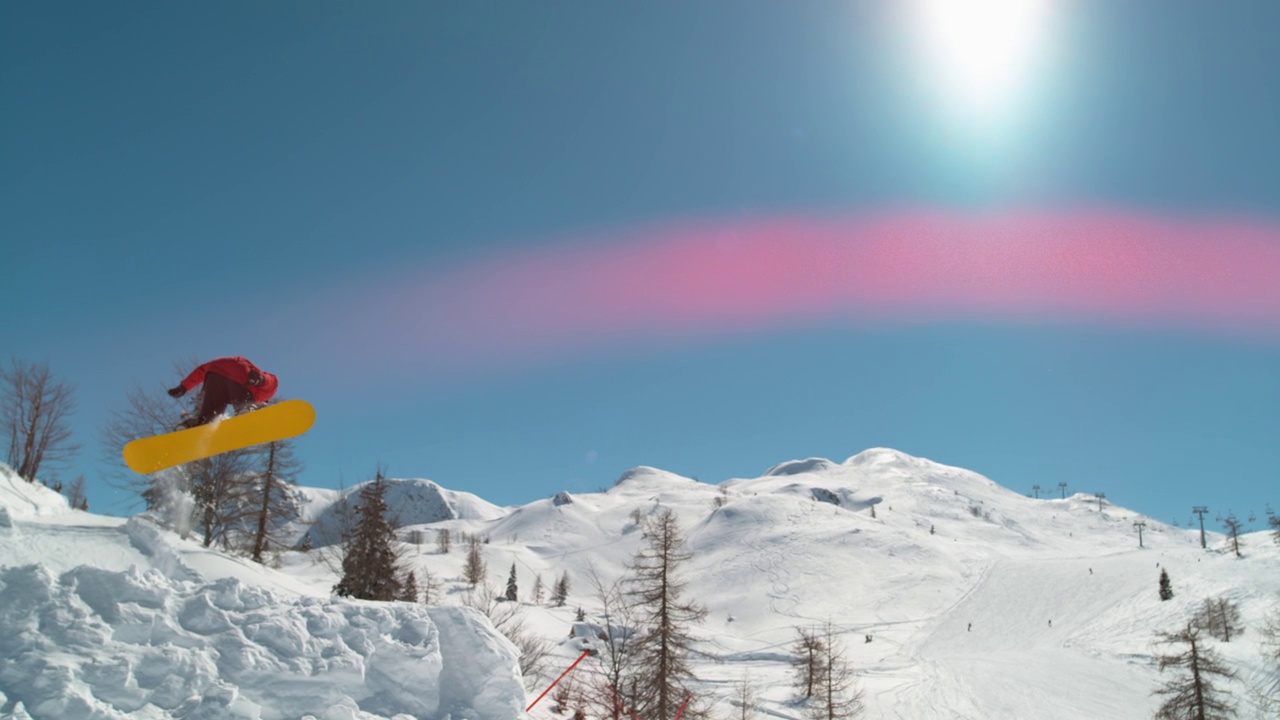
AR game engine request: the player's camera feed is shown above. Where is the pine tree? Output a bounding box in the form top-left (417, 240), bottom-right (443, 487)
top-left (533, 574), bottom-right (545, 605)
top-left (1160, 568), bottom-right (1175, 601)
top-left (66, 475), bottom-right (89, 511)
top-left (505, 562), bottom-right (519, 602)
top-left (1152, 624), bottom-right (1237, 719)
top-left (552, 571), bottom-right (571, 607)
top-left (437, 527), bottom-right (451, 554)
top-left (625, 507), bottom-right (707, 720)
top-left (332, 470), bottom-right (404, 601)
top-left (400, 570), bottom-right (419, 602)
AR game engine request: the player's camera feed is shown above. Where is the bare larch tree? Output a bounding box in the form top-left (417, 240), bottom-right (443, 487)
top-left (188, 449), bottom-right (258, 548)
top-left (1256, 603), bottom-right (1280, 715)
top-left (1193, 597), bottom-right (1245, 644)
top-left (247, 439), bottom-right (302, 564)
top-left (807, 622), bottom-right (864, 720)
top-left (464, 534), bottom-right (488, 586)
top-left (625, 507), bottom-right (707, 720)
top-left (586, 569), bottom-right (643, 720)
top-left (461, 582), bottom-right (553, 689)
top-left (2, 358), bottom-right (79, 483)
top-left (1152, 623), bottom-right (1237, 720)
top-left (793, 626), bottom-right (826, 700)
top-left (1221, 514), bottom-right (1244, 558)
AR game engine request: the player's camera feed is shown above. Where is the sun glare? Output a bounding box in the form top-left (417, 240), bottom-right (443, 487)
top-left (914, 0), bottom-right (1052, 119)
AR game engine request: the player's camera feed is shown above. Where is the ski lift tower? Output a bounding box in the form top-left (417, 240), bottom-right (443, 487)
top-left (1192, 506), bottom-right (1209, 549)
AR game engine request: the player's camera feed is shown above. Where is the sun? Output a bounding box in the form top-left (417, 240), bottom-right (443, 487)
top-left (912, 0), bottom-right (1053, 119)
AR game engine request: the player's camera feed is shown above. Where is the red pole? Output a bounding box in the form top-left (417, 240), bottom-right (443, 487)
top-left (526, 650), bottom-right (591, 713)
top-left (673, 694), bottom-right (693, 720)
top-left (604, 676), bottom-right (643, 720)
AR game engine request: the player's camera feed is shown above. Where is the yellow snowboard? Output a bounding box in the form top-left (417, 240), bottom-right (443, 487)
top-left (123, 399), bottom-right (316, 474)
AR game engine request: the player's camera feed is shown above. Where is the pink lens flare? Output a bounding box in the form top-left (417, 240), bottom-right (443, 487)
top-left (322, 209), bottom-right (1280, 376)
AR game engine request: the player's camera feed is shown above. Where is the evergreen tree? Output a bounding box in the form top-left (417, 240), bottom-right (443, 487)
top-left (505, 562), bottom-right (519, 602)
top-left (400, 570), bottom-right (419, 602)
top-left (552, 571), bottom-right (571, 607)
top-left (1152, 624), bottom-right (1237, 720)
top-left (437, 527), bottom-right (451, 554)
top-left (625, 508), bottom-right (707, 720)
top-left (1160, 568), bottom-right (1175, 601)
top-left (66, 475), bottom-right (89, 511)
top-left (533, 574), bottom-right (545, 605)
top-left (332, 470), bottom-right (403, 601)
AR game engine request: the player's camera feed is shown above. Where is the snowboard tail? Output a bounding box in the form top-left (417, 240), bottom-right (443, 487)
top-left (123, 399), bottom-right (315, 474)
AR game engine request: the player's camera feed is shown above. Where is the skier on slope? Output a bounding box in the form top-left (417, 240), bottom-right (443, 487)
top-left (167, 356), bottom-right (279, 429)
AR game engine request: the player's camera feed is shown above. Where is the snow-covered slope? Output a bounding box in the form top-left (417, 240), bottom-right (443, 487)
top-left (0, 465), bottom-right (525, 720)
top-left (395, 447), bottom-right (1277, 720)
top-left (3, 449), bottom-right (1277, 720)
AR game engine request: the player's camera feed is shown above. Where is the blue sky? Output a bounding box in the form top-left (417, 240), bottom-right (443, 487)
top-left (3, 2), bottom-right (1278, 531)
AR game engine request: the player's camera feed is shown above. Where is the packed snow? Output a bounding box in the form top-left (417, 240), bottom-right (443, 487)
top-left (2, 448), bottom-right (1277, 719)
top-left (0, 468), bottom-right (524, 720)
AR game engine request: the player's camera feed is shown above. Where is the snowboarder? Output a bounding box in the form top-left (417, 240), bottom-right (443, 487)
top-left (168, 356), bottom-right (279, 428)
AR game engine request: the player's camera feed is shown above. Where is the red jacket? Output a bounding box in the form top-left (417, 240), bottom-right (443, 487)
top-left (179, 356), bottom-right (279, 404)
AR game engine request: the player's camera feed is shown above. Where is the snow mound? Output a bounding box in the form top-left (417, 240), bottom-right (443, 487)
top-left (763, 457), bottom-right (838, 476)
top-left (0, 465), bottom-right (69, 519)
top-left (0, 564), bottom-right (524, 720)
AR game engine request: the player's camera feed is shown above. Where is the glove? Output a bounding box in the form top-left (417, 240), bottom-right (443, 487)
top-left (167, 386), bottom-right (186, 398)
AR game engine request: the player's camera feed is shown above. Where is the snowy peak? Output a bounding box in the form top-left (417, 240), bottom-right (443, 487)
top-left (299, 477), bottom-right (504, 548)
top-left (763, 457), bottom-right (838, 476)
top-left (844, 446), bottom-right (930, 470)
top-left (610, 466), bottom-right (700, 493)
